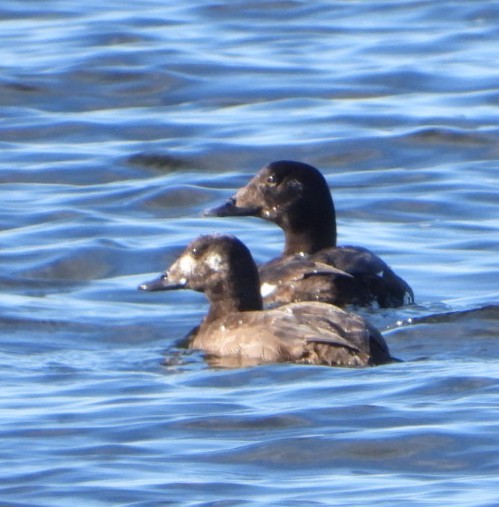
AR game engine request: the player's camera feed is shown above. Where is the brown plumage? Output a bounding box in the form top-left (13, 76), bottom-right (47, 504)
top-left (205, 160), bottom-right (414, 308)
top-left (139, 234), bottom-right (394, 367)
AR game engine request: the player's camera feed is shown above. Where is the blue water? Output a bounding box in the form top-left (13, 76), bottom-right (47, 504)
top-left (1, 1), bottom-right (499, 505)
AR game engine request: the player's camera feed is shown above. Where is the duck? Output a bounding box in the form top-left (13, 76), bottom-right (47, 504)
top-left (205, 160), bottom-right (414, 308)
top-left (138, 234), bottom-right (394, 367)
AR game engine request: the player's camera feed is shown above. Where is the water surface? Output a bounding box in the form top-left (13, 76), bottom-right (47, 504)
top-left (1, 1), bottom-right (499, 505)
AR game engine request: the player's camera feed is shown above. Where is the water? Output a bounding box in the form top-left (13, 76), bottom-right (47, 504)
top-left (1, 1), bottom-right (499, 505)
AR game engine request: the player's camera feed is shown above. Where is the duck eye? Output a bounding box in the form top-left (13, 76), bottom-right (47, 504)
top-left (191, 247), bottom-right (204, 259)
top-left (267, 174), bottom-right (278, 185)
top-left (161, 273), bottom-right (168, 280)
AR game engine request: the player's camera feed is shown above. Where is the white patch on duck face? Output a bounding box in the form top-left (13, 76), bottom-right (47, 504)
top-left (205, 252), bottom-right (223, 272)
top-left (260, 282), bottom-right (276, 297)
top-left (178, 253), bottom-right (197, 277)
top-left (263, 206), bottom-right (278, 219)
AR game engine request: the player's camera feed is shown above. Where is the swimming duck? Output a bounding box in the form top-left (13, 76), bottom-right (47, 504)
top-left (139, 234), bottom-right (394, 367)
top-left (205, 160), bottom-right (414, 308)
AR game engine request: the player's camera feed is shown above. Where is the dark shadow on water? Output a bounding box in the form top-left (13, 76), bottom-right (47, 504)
top-left (127, 152), bottom-right (192, 173)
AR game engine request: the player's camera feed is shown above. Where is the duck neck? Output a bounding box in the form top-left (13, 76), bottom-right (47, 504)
top-left (282, 204), bottom-right (337, 255)
top-left (204, 276), bottom-right (263, 324)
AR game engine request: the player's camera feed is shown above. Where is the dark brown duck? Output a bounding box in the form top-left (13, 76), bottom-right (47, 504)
top-left (205, 161), bottom-right (414, 308)
top-left (139, 234), bottom-right (394, 367)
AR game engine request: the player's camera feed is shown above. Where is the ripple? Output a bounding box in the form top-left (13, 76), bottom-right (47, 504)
top-left (1, 0), bottom-right (499, 505)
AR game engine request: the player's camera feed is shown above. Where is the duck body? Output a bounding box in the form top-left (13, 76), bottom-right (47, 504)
top-left (260, 246), bottom-right (413, 308)
top-left (139, 234), bottom-right (394, 367)
top-left (205, 160), bottom-right (414, 308)
top-left (191, 301), bottom-right (390, 367)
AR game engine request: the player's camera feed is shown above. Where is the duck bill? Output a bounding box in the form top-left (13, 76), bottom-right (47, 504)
top-left (138, 275), bottom-right (186, 292)
top-left (203, 198), bottom-right (259, 217)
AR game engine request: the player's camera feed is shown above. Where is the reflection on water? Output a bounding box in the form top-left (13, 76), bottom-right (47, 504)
top-left (1, 1), bottom-right (499, 505)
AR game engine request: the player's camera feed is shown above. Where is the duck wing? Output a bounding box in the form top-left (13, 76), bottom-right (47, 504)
top-left (258, 255), bottom-right (354, 307)
top-left (311, 246), bottom-right (415, 308)
top-left (282, 302), bottom-right (393, 366)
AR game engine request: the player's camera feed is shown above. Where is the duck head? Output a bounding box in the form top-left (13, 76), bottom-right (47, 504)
top-left (205, 160), bottom-right (337, 254)
top-left (139, 234), bottom-right (263, 317)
